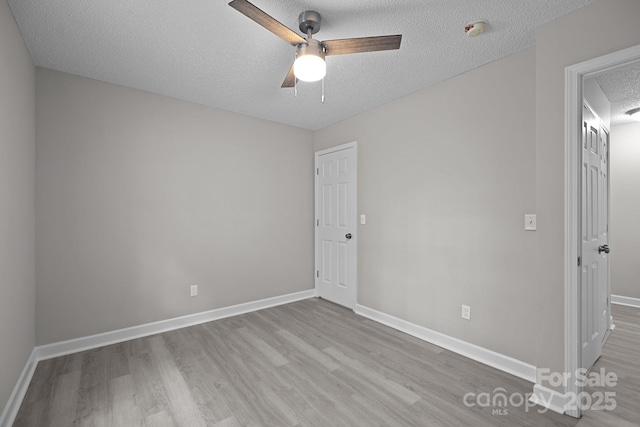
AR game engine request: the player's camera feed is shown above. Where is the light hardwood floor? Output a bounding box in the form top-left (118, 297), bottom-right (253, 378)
top-left (579, 303), bottom-right (640, 427)
top-left (13, 299), bottom-right (640, 426)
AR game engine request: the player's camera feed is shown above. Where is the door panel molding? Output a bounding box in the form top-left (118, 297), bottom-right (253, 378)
top-left (314, 142), bottom-right (358, 309)
top-left (580, 103), bottom-right (610, 370)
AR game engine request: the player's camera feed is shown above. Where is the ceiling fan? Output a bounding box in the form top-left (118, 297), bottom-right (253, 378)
top-left (228, 0), bottom-right (402, 88)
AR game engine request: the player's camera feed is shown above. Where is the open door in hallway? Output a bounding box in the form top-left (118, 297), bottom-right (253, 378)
top-left (581, 103), bottom-right (611, 370)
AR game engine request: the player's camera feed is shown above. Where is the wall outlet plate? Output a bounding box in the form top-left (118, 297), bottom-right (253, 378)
top-left (190, 285), bottom-right (198, 297)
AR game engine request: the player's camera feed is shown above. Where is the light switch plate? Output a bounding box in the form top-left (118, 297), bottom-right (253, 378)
top-left (461, 305), bottom-right (471, 320)
top-left (360, 214), bottom-right (366, 225)
top-left (525, 214), bottom-right (537, 231)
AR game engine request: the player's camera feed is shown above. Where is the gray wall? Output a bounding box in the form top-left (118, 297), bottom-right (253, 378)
top-left (534, 0), bottom-right (640, 380)
top-left (315, 48), bottom-right (538, 364)
top-left (0, 0), bottom-right (35, 413)
top-left (611, 122), bottom-right (640, 299)
top-left (36, 68), bottom-right (314, 345)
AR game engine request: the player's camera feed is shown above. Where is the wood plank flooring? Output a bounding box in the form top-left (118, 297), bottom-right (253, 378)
top-left (579, 304), bottom-right (640, 426)
top-left (13, 299), bottom-right (640, 426)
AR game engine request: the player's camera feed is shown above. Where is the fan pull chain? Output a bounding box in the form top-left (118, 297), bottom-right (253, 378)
top-left (294, 51), bottom-right (298, 97)
top-left (321, 78), bottom-right (325, 103)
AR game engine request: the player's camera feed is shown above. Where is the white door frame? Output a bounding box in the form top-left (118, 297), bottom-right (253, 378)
top-left (314, 141), bottom-right (358, 307)
top-left (564, 43), bottom-right (640, 418)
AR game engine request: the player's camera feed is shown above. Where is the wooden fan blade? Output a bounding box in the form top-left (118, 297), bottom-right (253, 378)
top-left (281, 63), bottom-right (296, 88)
top-left (228, 0), bottom-right (306, 46)
top-left (322, 35), bottom-right (402, 56)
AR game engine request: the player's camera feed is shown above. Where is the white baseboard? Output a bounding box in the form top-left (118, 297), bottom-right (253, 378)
top-left (1, 289), bottom-right (315, 427)
top-left (36, 289), bottom-right (316, 361)
top-left (0, 349), bottom-right (38, 427)
top-left (354, 304), bottom-right (537, 383)
top-left (529, 384), bottom-right (567, 415)
top-left (611, 294), bottom-right (640, 308)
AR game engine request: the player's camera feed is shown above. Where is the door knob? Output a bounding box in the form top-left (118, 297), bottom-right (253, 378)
top-left (598, 244), bottom-right (610, 254)
top-left (345, 233), bottom-right (352, 240)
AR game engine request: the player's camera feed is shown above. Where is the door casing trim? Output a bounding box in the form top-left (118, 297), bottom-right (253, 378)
top-left (564, 43), bottom-right (640, 418)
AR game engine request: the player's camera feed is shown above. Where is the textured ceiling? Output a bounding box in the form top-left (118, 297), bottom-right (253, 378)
top-left (8, 0), bottom-right (594, 130)
top-left (596, 61), bottom-right (640, 126)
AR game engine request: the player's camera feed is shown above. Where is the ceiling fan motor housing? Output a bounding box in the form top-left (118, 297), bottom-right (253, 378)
top-left (298, 10), bottom-right (321, 35)
top-left (296, 38), bottom-right (325, 58)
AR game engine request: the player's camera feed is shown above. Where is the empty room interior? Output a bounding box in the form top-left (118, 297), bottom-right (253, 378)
top-left (1, 0), bottom-right (640, 426)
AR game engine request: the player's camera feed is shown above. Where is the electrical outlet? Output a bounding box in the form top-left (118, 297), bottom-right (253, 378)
top-left (461, 304), bottom-right (471, 320)
top-left (190, 285), bottom-right (198, 297)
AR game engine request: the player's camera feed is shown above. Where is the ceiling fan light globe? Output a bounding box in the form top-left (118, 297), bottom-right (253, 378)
top-left (294, 54), bottom-right (326, 82)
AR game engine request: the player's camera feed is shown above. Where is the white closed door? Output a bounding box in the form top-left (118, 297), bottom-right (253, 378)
top-left (580, 103), bottom-right (610, 370)
top-left (315, 143), bottom-right (357, 309)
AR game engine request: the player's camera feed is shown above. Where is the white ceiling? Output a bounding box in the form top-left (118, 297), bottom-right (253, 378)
top-left (8, 0), bottom-right (594, 130)
top-left (595, 61), bottom-right (640, 126)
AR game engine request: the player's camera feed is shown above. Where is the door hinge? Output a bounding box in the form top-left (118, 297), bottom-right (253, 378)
top-left (316, 168), bottom-right (319, 175)
top-left (578, 256), bottom-right (581, 267)
top-left (316, 270), bottom-right (319, 278)
top-left (316, 219), bottom-right (319, 226)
